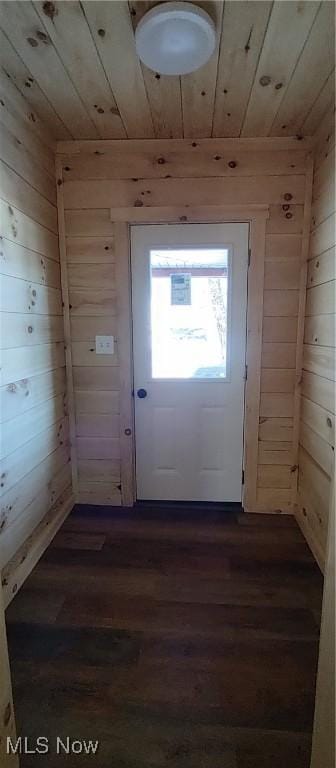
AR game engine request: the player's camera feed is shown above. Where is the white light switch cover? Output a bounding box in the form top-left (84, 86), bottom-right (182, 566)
top-left (95, 335), bottom-right (114, 354)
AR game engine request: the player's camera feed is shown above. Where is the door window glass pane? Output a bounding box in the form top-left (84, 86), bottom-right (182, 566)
top-left (150, 248), bottom-right (230, 379)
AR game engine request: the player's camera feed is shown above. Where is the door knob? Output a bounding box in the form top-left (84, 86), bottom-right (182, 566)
top-left (137, 388), bottom-right (147, 399)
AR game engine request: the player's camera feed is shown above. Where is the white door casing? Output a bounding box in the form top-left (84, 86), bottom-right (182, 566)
top-left (131, 223), bottom-right (249, 502)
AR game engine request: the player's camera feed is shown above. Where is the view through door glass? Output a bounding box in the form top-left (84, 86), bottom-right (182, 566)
top-left (150, 248), bottom-right (230, 379)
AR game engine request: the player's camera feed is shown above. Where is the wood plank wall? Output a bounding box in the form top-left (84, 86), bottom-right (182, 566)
top-left (0, 71), bottom-right (72, 572)
top-left (296, 108), bottom-right (336, 570)
top-left (0, 585), bottom-right (18, 766)
top-left (310, 482), bottom-right (335, 767)
top-left (62, 200), bottom-right (121, 507)
top-left (57, 137), bottom-right (313, 512)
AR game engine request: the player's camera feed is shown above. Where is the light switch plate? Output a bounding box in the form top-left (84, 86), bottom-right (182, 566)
top-left (95, 335), bottom-right (114, 355)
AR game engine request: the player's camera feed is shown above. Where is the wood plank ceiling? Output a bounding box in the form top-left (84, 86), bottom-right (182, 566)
top-left (0, 0), bottom-right (334, 140)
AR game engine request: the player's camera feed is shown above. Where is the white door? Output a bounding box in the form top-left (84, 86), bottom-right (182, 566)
top-left (131, 223), bottom-right (249, 502)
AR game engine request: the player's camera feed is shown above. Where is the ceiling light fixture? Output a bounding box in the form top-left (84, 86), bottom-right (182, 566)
top-left (135, 2), bottom-right (216, 76)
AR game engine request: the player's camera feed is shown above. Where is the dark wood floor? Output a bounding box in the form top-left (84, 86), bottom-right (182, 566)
top-left (6, 505), bottom-right (323, 767)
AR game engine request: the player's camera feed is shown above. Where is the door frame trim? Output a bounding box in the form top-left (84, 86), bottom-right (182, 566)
top-left (114, 205), bottom-right (269, 511)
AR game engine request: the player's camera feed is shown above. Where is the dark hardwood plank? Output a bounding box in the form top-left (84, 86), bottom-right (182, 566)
top-left (5, 505), bottom-right (323, 767)
top-left (50, 532), bottom-right (106, 550)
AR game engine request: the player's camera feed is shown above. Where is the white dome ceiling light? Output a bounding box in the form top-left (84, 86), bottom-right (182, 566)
top-left (135, 2), bottom-right (216, 76)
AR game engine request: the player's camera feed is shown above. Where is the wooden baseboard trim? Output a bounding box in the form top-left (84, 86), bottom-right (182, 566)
top-left (2, 488), bottom-right (75, 608)
top-left (245, 506), bottom-right (293, 515)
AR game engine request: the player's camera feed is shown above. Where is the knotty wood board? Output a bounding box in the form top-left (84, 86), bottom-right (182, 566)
top-left (296, 108), bottom-right (336, 571)
top-left (58, 137), bottom-right (313, 514)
